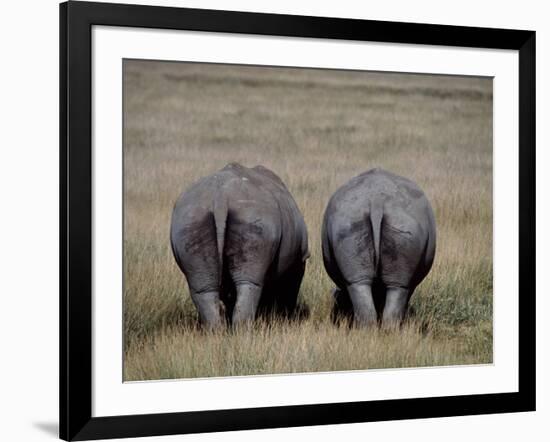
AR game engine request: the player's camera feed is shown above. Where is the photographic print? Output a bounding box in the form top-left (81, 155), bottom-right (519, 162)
top-left (123, 60), bottom-right (493, 382)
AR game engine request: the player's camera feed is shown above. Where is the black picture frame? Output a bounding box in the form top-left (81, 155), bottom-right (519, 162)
top-left (60, 1), bottom-right (536, 440)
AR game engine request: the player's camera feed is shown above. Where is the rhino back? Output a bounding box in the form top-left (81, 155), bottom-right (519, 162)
top-left (171, 163), bottom-right (307, 287)
top-left (323, 168), bottom-right (435, 288)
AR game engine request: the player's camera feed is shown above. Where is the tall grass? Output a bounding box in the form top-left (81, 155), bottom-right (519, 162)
top-left (123, 61), bottom-right (493, 380)
top-left (124, 319), bottom-right (489, 381)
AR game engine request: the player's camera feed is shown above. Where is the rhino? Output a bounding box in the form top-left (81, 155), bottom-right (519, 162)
top-left (322, 168), bottom-right (436, 327)
top-left (170, 163), bottom-right (309, 328)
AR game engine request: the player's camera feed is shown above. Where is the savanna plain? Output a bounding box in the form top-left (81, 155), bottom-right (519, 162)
top-left (124, 61), bottom-right (493, 381)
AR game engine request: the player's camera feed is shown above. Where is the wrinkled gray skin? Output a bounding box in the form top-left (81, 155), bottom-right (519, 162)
top-left (170, 163), bottom-right (309, 329)
top-left (322, 168), bottom-right (436, 328)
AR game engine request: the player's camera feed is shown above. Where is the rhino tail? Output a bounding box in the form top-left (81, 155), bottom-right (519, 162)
top-left (368, 199), bottom-right (384, 274)
top-left (213, 193), bottom-right (228, 287)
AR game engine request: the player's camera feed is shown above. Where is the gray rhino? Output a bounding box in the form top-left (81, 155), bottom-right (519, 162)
top-left (170, 163), bottom-right (309, 328)
top-left (322, 168), bottom-right (436, 327)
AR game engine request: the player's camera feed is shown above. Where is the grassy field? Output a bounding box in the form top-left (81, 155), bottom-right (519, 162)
top-left (123, 60), bottom-right (493, 381)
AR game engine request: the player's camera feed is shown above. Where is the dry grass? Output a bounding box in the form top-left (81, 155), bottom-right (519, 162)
top-left (124, 319), bottom-right (489, 380)
top-left (123, 60), bottom-right (493, 381)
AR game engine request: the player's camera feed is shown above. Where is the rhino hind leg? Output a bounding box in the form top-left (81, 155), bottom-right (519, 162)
top-left (255, 265), bottom-right (307, 322)
top-left (191, 290), bottom-right (226, 330)
top-left (381, 286), bottom-right (410, 328)
top-left (347, 282), bottom-right (377, 327)
top-left (232, 282), bottom-right (262, 326)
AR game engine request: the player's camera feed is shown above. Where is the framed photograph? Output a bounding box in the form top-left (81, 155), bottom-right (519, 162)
top-left (60, 1), bottom-right (535, 440)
